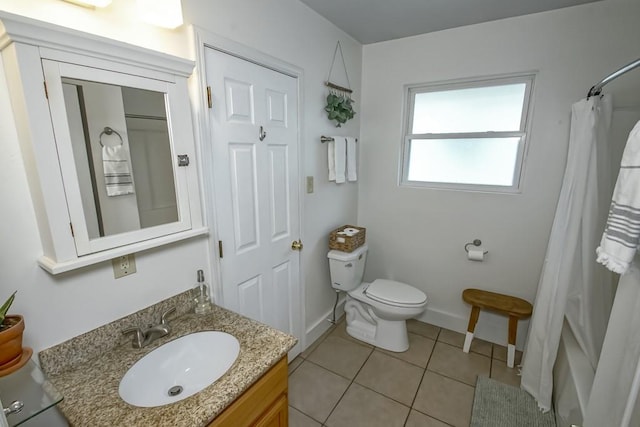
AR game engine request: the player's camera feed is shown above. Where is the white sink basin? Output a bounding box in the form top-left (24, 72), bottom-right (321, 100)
top-left (119, 331), bottom-right (240, 407)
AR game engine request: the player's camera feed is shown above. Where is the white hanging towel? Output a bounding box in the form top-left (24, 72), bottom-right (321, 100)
top-left (346, 137), bottom-right (357, 181)
top-left (328, 140), bottom-right (336, 181)
top-left (102, 144), bottom-right (134, 196)
top-left (597, 120), bottom-right (640, 274)
top-left (330, 136), bottom-right (346, 183)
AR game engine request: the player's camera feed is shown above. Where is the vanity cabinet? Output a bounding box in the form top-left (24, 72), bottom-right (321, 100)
top-left (208, 356), bottom-right (288, 427)
top-left (0, 12), bottom-right (207, 274)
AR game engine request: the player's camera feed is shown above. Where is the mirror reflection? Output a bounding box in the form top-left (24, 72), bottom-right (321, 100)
top-left (61, 79), bottom-right (178, 239)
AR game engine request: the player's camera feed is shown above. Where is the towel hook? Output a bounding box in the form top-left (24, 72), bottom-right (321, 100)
top-left (464, 239), bottom-right (489, 255)
top-left (99, 127), bottom-right (124, 147)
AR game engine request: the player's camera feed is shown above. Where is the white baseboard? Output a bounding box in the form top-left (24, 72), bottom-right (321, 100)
top-left (417, 306), bottom-right (469, 332)
top-left (305, 295), bottom-right (346, 350)
top-left (416, 306), bottom-right (530, 350)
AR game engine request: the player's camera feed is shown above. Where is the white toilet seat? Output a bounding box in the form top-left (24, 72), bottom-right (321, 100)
top-left (345, 280), bottom-right (427, 352)
top-left (364, 279), bottom-right (427, 308)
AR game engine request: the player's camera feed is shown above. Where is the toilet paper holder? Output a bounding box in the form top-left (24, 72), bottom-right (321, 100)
top-left (464, 239), bottom-right (489, 255)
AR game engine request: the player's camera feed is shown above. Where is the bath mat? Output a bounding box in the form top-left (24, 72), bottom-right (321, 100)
top-left (471, 376), bottom-right (556, 427)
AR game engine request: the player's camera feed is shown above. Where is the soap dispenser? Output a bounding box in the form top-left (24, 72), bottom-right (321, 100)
top-left (193, 269), bottom-right (212, 315)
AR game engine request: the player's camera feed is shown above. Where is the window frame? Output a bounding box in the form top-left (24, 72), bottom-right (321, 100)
top-left (400, 73), bottom-right (535, 193)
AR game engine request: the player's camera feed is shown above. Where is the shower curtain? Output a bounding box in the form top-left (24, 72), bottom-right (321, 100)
top-left (521, 95), bottom-right (613, 412)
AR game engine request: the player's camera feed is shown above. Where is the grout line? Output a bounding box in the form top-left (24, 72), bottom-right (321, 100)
top-left (436, 339), bottom-right (493, 358)
top-left (434, 326), bottom-right (441, 341)
top-left (374, 334), bottom-right (435, 369)
top-left (489, 345), bottom-right (494, 378)
top-left (492, 360), bottom-right (497, 380)
top-left (304, 358), bottom-right (352, 381)
top-left (410, 407), bottom-right (456, 427)
top-left (312, 336), bottom-right (453, 424)
top-left (405, 366), bottom-right (428, 425)
top-left (321, 346), bottom-right (375, 424)
top-left (434, 340), bottom-right (493, 360)
top-left (425, 342), bottom-right (487, 388)
top-left (330, 332), bottom-right (375, 351)
top-left (288, 360), bottom-right (332, 425)
top-left (373, 349), bottom-right (428, 369)
top-left (299, 320), bottom-right (492, 426)
top-left (425, 340), bottom-right (478, 426)
top-left (407, 340), bottom-right (456, 427)
top-left (287, 358), bottom-right (304, 377)
top-left (409, 340), bottom-right (434, 409)
top-left (424, 366), bottom-right (480, 388)
top-left (352, 372), bottom-right (415, 408)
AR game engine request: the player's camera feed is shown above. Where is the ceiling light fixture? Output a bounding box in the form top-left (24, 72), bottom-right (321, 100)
top-left (62, 0), bottom-right (112, 8)
top-left (136, 0), bottom-right (184, 29)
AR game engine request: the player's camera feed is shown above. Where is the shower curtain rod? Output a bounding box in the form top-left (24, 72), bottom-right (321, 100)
top-left (587, 57), bottom-right (640, 98)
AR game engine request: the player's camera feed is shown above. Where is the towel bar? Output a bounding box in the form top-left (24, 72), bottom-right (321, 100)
top-left (320, 136), bottom-right (358, 143)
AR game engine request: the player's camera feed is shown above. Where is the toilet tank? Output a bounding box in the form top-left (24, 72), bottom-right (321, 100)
top-left (327, 245), bottom-right (368, 292)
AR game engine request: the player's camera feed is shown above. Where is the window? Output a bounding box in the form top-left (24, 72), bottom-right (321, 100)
top-left (401, 75), bottom-right (534, 192)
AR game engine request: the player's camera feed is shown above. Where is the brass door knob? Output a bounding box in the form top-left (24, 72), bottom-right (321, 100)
top-left (291, 240), bottom-right (303, 251)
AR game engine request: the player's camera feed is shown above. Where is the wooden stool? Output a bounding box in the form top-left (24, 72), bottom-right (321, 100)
top-left (462, 288), bottom-right (533, 368)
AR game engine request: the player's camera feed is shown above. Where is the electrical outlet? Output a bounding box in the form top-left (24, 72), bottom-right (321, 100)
top-left (112, 254), bottom-right (136, 279)
top-left (306, 176), bottom-right (314, 193)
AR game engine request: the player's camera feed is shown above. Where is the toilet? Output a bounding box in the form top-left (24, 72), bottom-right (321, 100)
top-left (328, 245), bottom-right (427, 352)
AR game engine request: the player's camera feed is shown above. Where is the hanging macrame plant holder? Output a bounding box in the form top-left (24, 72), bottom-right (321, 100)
top-left (325, 41), bottom-right (355, 127)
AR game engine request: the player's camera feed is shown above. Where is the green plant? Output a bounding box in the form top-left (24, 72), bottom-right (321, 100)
top-left (0, 291), bottom-right (16, 326)
top-left (325, 93), bottom-right (356, 127)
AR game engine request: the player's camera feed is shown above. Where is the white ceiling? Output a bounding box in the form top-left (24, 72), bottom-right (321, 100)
top-left (299, 0), bottom-right (602, 44)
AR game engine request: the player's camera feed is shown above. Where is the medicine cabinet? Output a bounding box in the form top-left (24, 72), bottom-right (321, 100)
top-left (0, 12), bottom-right (207, 274)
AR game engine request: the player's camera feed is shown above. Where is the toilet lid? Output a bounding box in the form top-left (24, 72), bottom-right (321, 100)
top-left (365, 279), bottom-right (427, 307)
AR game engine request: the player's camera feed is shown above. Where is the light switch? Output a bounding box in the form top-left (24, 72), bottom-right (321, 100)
top-left (306, 176), bottom-right (314, 193)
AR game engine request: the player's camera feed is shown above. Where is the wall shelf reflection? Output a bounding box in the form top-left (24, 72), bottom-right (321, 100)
top-left (0, 359), bottom-right (63, 426)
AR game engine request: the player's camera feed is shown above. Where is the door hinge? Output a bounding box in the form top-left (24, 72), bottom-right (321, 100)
top-left (206, 86), bottom-right (212, 109)
top-left (44, 81), bottom-right (48, 99)
top-left (218, 240), bottom-right (224, 258)
top-left (177, 154), bottom-right (190, 167)
top-left (69, 222), bottom-right (74, 237)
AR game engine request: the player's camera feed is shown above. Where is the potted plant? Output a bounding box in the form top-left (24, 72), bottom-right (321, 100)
top-left (325, 93), bottom-right (356, 127)
top-left (0, 291), bottom-right (24, 368)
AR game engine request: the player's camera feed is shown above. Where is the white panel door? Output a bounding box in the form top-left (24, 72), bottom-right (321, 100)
top-left (205, 48), bottom-right (301, 357)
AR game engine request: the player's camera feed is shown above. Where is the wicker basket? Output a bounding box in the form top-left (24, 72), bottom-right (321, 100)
top-left (328, 225), bottom-right (366, 252)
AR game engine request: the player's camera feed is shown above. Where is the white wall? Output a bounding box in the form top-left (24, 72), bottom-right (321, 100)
top-left (359, 0), bottom-right (640, 347)
top-left (0, 0), bottom-right (361, 353)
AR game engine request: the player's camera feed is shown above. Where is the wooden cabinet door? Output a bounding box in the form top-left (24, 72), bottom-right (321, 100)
top-left (254, 395), bottom-right (288, 427)
top-left (208, 357), bottom-right (287, 427)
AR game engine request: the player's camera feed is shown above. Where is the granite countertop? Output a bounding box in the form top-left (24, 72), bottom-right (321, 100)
top-left (42, 305), bottom-right (296, 426)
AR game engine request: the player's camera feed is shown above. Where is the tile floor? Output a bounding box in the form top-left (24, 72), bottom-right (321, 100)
top-left (287, 319), bottom-right (523, 427)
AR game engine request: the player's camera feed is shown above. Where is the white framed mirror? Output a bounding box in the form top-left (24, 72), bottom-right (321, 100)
top-left (43, 60), bottom-right (193, 256)
top-left (0, 12), bottom-right (207, 273)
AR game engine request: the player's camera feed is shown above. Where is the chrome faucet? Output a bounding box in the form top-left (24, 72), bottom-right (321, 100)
top-left (122, 307), bottom-right (176, 348)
